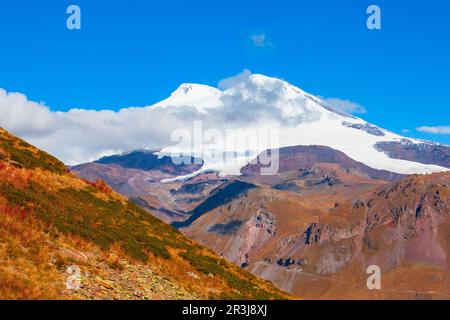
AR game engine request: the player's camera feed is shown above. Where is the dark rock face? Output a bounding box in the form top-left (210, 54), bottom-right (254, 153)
top-left (208, 220), bottom-right (244, 235)
top-left (342, 121), bottom-right (385, 136)
top-left (273, 182), bottom-right (301, 192)
top-left (172, 180), bottom-right (257, 228)
top-left (352, 200), bottom-right (366, 209)
top-left (241, 145), bottom-right (404, 181)
top-left (276, 258), bottom-right (296, 267)
top-left (309, 175), bottom-right (342, 187)
top-left (304, 223), bottom-right (321, 245)
top-left (95, 150), bottom-right (203, 175)
top-left (255, 211), bottom-right (277, 235)
top-left (132, 197), bottom-right (186, 220)
top-left (170, 179), bottom-right (227, 195)
top-left (375, 139), bottom-right (450, 169)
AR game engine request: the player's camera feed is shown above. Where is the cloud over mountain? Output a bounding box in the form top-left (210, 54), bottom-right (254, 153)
top-left (0, 89), bottom-right (56, 136)
top-left (321, 97), bottom-right (367, 115)
top-left (0, 89), bottom-right (185, 164)
top-left (0, 72), bottom-right (447, 177)
top-left (416, 126), bottom-right (450, 134)
top-left (0, 72), bottom-right (319, 165)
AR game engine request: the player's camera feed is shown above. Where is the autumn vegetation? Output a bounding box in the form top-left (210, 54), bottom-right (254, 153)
top-left (0, 128), bottom-right (289, 300)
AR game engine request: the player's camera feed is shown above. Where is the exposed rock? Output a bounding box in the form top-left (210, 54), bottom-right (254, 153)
top-left (208, 220), bottom-right (244, 235)
top-left (374, 139), bottom-right (450, 168)
top-left (94, 150), bottom-right (203, 175)
top-left (342, 121), bottom-right (385, 136)
top-left (242, 145), bottom-right (404, 181)
top-left (352, 200), bottom-right (366, 209)
top-left (172, 180), bottom-right (257, 228)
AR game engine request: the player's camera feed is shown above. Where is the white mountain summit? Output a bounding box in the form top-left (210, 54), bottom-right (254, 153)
top-left (149, 74), bottom-right (448, 179)
top-left (2, 73), bottom-right (447, 176)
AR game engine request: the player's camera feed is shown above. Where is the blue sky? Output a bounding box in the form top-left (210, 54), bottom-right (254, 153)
top-left (0, 0), bottom-right (449, 144)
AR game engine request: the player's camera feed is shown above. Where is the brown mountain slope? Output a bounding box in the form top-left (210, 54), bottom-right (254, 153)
top-left (182, 171), bottom-right (450, 299)
top-left (72, 161), bottom-right (227, 224)
top-left (241, 145), bottom-right (404, 183)
top-left (71, 143), bottom-right (450, 299)
top-left (0, 128), bottom-right (289, 300)
top-left (375, 139), bottom-right (450, 168)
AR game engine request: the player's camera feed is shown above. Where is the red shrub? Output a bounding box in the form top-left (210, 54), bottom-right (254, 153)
top-left (83, 178), bottom-right (113, 195)
top-left (0, 204), bottom-right (32, 221)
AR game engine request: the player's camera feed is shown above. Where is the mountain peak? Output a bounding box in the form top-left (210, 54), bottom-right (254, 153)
top-left (247, 74), bottom-right (306, 93)
top-left (153, 83), bottom-right (222, 110)
top-left (171, 83), bottom-right (221, 98)
top-left (248, 73), bottom-right (278, 83)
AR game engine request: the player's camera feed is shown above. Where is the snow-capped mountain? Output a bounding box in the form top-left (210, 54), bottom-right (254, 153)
top-left (69, 74), bottom-right (450, 301)
top-left (153, 83), bottom-right (222, 111)
top-left (3, 73), bottom-right (447, 178)
top-left (146, 73), bottom-right (448, 180)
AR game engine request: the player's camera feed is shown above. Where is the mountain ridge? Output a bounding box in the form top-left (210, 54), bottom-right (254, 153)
top-left (183, 170), bottom-right (450, 299)
top-left (0, 127), bottom-right (289, 300)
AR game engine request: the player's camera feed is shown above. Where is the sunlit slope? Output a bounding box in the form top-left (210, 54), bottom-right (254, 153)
top-left (0, 127), bottom-right (289, 300)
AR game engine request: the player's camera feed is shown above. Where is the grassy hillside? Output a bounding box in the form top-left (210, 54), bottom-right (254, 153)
top-left (0, 128), bottom-right (289, 300)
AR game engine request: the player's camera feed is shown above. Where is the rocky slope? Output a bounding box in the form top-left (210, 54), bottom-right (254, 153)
top-left (374, 139), bottom-right (450, 168)
top-left (71, 145), bottom-right (404, 225)
top-left (182, 159), bottom-right (450, 299)
top-left (241, 145), bottom-right (405, 183)
top-left (72, 141), bottom-right (450, 299)
top-left (0, 127), bottom-right (289, 300)
top-left (72, 154), bottom-right (227, 223)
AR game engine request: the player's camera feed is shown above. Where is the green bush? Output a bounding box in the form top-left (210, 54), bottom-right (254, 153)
top-left (0, 133), bottom-right (68, 174)
top-left (179, 250), bottom-right (279, 300)
top-left (0, 181), bottom-right (173, 261)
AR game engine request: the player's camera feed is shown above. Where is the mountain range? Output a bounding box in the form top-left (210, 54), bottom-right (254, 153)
top-left (71, 74), bottom-right (450, 299)
top-left (1, 74), bottom-right (449, 299)
top-left (150, 74), bottom-right (449, 178)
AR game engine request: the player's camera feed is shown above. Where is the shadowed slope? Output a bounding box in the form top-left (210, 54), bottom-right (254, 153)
top-left (172, 180), bottom-right (256, 228)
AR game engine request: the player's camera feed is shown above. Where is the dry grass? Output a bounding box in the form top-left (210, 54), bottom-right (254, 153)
top-left (0, 127), bottom-right (290, 300)
top-left (0, 208), bottom-right (65, 299)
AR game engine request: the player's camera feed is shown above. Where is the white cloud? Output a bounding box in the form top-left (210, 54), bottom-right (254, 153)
top-left (0, 71), bottom-right (363, 166)
top-left (218, 69), bottom-right (252, 90)
top-left (250, 33), bottom-right (272, 47)
top-left (0, 89), bottom-right (193, 165)
top-left (416, 126), bottom-right (450, 134)
top-left (321, 97), bottom-right (367, 115)
top-left (0, 89), bottom-right (57, 136)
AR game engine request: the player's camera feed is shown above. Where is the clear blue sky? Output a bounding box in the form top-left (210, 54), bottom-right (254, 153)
top-left (0, 0), bottom-right (449, 144)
